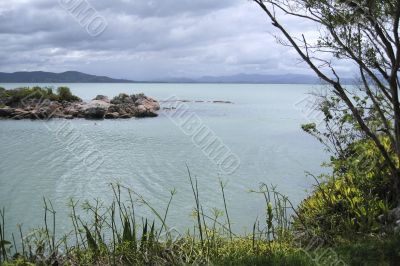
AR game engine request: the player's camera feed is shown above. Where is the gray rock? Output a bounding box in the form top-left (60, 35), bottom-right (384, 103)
top-left (136, 105), bottom-right (158, 117)
top-left (93, 95), bottom-right (110, 103)
top-left (0, 107), bottom-right (15, 118)
top-left (120, 114), bottom-right (133, 119)
top-left (84, 107), bottom-right (107, 119)
top-left (213, 100), bottom-right (233, 104)
top-left (83, 100), bottom-right (110, 119)
top-left (14, 109), bottom-right (30, 117)
top-left (108, 105), bottom-right (120, 113)
top-left (105, 112), bottom-right (120, 119)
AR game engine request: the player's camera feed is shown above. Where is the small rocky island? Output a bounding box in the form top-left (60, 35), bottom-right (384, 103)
top-left (0, 86), bottom-right (160, 120)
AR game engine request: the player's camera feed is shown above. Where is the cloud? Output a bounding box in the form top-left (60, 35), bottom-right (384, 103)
top-left (0, 0), bottom-right (354, 80)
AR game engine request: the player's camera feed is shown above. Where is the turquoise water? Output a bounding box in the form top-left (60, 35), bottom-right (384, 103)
top-left (0, 83), bottom-right (327, 235)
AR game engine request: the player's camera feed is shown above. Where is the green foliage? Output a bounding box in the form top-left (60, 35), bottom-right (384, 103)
top-left (0, 86), bottom-right (81, 107)
top-left (83, 224), bottom-right (99, 255)
top-left (0, 180), bottom-right (313, 266)
top-left (110, 93), bottom-right (147, 105)
top-left (334, 235), bottom-right (400, 266)
top-left (298, 91), bottom-right (397, 241)
top-left (212, 241), bottom-right (314, 266)
top-left (57, 86), bottom-right (81, 102)
top-left (0, 87), bottom-right (54, 106)
top-left (331, 137), bottom-right (397, 203)
top-left (1, 179), bottom-right (399, 265)
top-left (296, 173), bottom-right (389, 241)
top-left (300, 0), bottom-right (398, 69)
top-left (110, 93), bottom-right (131, 104)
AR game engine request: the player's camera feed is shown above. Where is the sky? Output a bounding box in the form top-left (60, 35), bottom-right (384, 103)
top-left (0, 0), bottom-right (355, 80)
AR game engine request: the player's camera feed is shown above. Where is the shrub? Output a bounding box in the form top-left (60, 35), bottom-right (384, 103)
top-left (0, 87), bottom-right (5, 107)
top-left (57, 86), bottom-right (81, 102)
top-left (111, 93), bottom-right (131, 104)
top-left (0, 86), bottom-right (81, 106)
top-left (2, 87), bottom-right (49, 106)
top-left (295, 138), bottom-right (394, 241)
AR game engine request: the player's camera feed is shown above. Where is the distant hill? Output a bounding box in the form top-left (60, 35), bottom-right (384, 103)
top-left (0, 71), bottom-right (355, 84)
top-left (195, 73), bottom-right (321, 84)
top-left (0, 71), bottom-right (135, 83)
top-left (172, 73), bottom-right (358, 84)
top-left (162, 73), bottom-right (354, 84)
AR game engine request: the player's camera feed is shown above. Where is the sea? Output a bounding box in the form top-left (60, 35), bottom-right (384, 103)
top-left (0, 83), bottom-right (328, 235)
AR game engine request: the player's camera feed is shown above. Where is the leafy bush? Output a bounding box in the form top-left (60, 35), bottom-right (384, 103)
top-left (111, 93), bottom-right (146, 105)
top-left (295, 89), bottom-right (399, 242)
top-left (111, 93), bottom-right (132, 104)
top-left (296, 137), bottom-right (395, 240)
top-left (0, 86), bottom-right (81, 107)
top-left (57, 86), bottom-right (81, 102)
top-left (1, 87), bottom-right (54, 106)
top-left (296, 175), bottom-right (388, 241)
top-left (331, 137), bottom-right (396, 203)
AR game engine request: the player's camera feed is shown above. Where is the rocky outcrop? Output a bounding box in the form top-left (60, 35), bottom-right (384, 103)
top-left (0, 93), bottom-right (160, 120)
top-left (0, 107), bottom-right (15, 117)
top-left (135, 95), bottom-right (160, 117)
top-left (93, 95), bottom-right (110, 103)
top-left (105, 93), bottom-right (160, 119)
top-left (84, 100), bottom-right (110, 119)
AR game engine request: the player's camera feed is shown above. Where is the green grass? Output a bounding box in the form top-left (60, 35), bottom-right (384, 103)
top-left (0, 178), bottom-right (399, 265)
top-left (333, 236), bottom-right (400, 266)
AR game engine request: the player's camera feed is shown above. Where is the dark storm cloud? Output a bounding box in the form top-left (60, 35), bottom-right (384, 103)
top-left (0, 0), bottom-right (352, 79)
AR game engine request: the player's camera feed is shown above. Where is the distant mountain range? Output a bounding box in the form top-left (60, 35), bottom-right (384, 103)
top-left (163, 73), bottom-right (322, 84)
top-left (0, 71), bottom-right (134, 83)
top-left (0, 71), bottom-right (353, 84)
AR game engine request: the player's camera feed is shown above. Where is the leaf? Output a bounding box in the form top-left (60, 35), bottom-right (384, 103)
top-left (122, 217), bottom-right (133, 243)
top-left (83, 225), bottom-right (98, 253)
top-left (140, 219), bottom-right (148, 251)
top-left (149, 221), bottom-right (155, 248)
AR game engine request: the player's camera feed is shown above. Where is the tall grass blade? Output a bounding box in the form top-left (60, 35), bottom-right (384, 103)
top-left (122, 216), bottom-right (133, 243)
top-left (187, 165), bottom-right (204, 247)
top-left (83, 224), bottom-right (98, 255)
top-left (220, 179), bottom-right (233, 240)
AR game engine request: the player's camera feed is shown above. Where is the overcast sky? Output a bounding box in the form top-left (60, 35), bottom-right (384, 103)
top-left (0, 0), bottom-right (355, 80)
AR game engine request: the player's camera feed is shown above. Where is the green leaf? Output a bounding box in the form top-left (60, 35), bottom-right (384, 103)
top-left (122, 216), bottom-right (133, 243)
top-left (83, 225), bottom-right (98, 253)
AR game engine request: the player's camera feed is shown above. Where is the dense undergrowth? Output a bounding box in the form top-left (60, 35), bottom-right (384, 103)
top-left (295, 137), bottom-right (396, 242)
